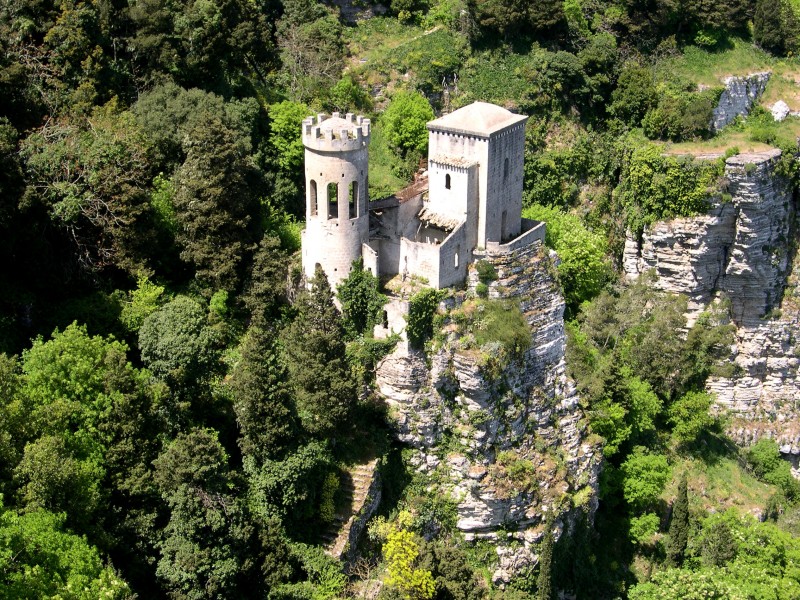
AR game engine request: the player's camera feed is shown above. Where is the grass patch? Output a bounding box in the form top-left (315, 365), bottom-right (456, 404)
top-left (662, 114), bottom-right (800, 156)
top-left (457, 49), bottom-right (537, 108)
top-left (655, 37), bottom-right (800, 111)
top-left (450, 298), bottom-right (530, 356)
top-left (665, 455), bottom-right (776, 515)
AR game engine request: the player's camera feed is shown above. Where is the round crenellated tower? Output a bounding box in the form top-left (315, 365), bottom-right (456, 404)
top-left (301, 112), bottom-right (371, 289)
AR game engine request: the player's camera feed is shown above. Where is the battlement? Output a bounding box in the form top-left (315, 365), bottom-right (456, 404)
top-left (302, 112), bottom-right (371, 152)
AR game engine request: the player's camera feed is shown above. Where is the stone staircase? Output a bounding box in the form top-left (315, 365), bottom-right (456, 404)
top-left (322, 459), bottom-right (380, 559)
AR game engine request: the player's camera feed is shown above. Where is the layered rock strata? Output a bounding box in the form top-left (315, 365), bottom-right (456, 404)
top-left (624, 149), bottom-right (800, 453)
top-left (376, 240), bottom-right (601, 584)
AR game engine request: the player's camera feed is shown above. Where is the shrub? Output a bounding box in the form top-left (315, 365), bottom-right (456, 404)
top-left (475, 260), bottom-right (497, 284)
top-left (406, 288), bottom-right (443, 349)
top-left (382, 91), bottom-right (435, 157)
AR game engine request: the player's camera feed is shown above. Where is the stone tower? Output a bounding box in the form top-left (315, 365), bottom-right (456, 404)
top-left (300, 112), bottom-right (370, 289)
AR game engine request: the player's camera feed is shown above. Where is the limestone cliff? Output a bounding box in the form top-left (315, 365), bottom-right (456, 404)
top-left (375, 240), bottom-right (601, 584)
top-left (711, 72), bottom-right (770, 132)
top-left (624, 149), bottom-right (800, 455)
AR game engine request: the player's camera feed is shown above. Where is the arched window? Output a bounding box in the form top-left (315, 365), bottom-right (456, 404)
top-left (349, 181), bottom-right (358, 219)
top-left (309, 180), bottom-right (318, 216)
top-left (503, 158), bottom-right (509, 181)
top-left (445, 173), bottom-right (451, 189)
top-left (454, 246), bottom-right (459, 267)
top-left (327, 183), bottom-right (338, 219)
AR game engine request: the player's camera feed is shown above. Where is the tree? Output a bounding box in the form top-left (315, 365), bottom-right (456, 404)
top-left (665, 475), bottom-right (689, 567)
top-left (138, 295), bottom-right (220, 404)
top-left (620, 447), bottom-right (670, 513)
top-left (537, 522), bottom-right (554, 600)
top-left (20, 103), bottom-right (154, 274)
top-left (522, 205), bottom-right (610, 314)
top-left (269, 100), bottom-right (311, 173)
top-left (668, 391), bottom-right (715, 445)
top-left (174, 113), bottom-right (259, 292)
top-left (382, 91), bottom-right (435, 157)
top-left (229, 326), bottom-right (298, 463)
top-left (153, 428), bottom-right (284, 599)
top-left (281, 267), bottom-right (356, 437)
top-left (384, 528), bottom-right (435, 600)
top-left (338, 258), bottom-right (386, 339)
top-left (0, 500), bottom-right (131, 599)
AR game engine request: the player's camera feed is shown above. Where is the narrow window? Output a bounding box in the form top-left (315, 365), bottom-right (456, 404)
top-left (309, 180), bottom-right (318, 216)
top-left (501, 210), bottom-right (507, 239)
top-left (349, 181), bottom-right (358, 219)
top-left (454, 246), bottom-right (459, 268)
top-left (382, 310), bottom-right (389, 329)
top-left (445, 173), bottom-right (451, 189)
top-left (503, 158), bottom-right (509, 181)
top-left (328, 183), bottom-right (338, 219)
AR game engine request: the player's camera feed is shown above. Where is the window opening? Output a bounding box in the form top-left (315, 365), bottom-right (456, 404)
top-left (503, 158), bottom-right (509, 181)
top-left (310, 180), bottom-right (318, 216)
top-left (327, 183), bottom-right (338, 219)
top-left (349, 181), bottom-right (358, 219)
top-left (445, 173), bottom-right (451, 189)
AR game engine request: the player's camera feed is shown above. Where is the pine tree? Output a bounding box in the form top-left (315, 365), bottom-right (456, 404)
top-left (281, 266), bottom-right (356, 437)
top-left (537, 521), bottom-right (554, 600)
top-left (665, 474), bottom-right (689, 567)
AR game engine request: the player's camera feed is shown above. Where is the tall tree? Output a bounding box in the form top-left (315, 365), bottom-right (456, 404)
top-left (537, 522), bottom-right (554, 600)
top-left (229, 325), bottom-right (298, 463)
top-left (665, 475), bottom-right (689, 567)
top-left (281, 267), bottom-right (355, 438)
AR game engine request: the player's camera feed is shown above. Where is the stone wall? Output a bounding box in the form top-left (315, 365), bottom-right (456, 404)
top-left (375, 240), bottom-right (601, 585)
top-left (624, 148), bottom-right (800, 453)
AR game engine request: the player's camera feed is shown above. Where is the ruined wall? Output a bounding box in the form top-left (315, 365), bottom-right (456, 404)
top-left (624, 149), bottom-right (799, 453)
top-left (375, 240), bottom-right (600, 585)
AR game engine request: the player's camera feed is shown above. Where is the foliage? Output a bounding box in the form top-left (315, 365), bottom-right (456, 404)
top-left (522, 205), bottom-right (610, 313)
top-left (609, 64), bottom-right (658, 126)
top-left (384, 528), bottom-right (436, 600)
top-left (229, 326), bottom-right (298, 463)
top-left (406, 289), bottom-right (443, 349)
top-left (119, 274), bottom-right (167, 333)
top-left (269, 101), bottom-right (310, 173)
top-left (174, 113), bottom-right (258, 292)
top-left (281, 267), bottom-right (356, 437)
top-left (621, 447), bottom-right (670, 513)
top-left (642, 89), bottom-right (718, 142)
top-left (138, 295), bottom-right (220, 399)
top-left (536, 523), bottom-right (554, 600)
top-left (668, 391), bottom-right (716, 445)
top-left (338, 258), bottom-right (387, 339)
top-left (615, 143), bottom-right (722, 236)
top-left (382, 91), bottom-right (435, 157)
top-left (630, 513), bottom-right (660, 545)
top-left (449, 299), bottom-right (530, 360)
top-left (0, 500), bottom-right (131, 599)
top-left (746, 438), bottom-right (800, 500)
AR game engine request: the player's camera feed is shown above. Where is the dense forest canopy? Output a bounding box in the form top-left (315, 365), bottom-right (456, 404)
top-left (1, 0), bottom-right (800, 597)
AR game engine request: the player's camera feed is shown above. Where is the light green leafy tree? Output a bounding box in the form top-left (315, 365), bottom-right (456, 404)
top-left (382, 91), bottom-right (435, 157)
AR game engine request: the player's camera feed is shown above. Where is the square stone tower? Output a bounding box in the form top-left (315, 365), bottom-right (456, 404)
top-left (427, 102), bottom-right (528, 248)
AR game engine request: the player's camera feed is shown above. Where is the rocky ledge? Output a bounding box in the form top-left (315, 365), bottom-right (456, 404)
top-left (625, 149), bottom-right (800, 454)
top-left (376, 240), bottom-right (601, 585)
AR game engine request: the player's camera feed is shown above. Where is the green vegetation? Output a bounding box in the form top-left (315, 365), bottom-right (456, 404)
top-left (2, 0), bottom-right (800, 597)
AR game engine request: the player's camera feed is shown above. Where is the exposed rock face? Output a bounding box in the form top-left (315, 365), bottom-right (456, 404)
top-left (772, 100), bottom-right (791, 122)
top-left (376, 240), bottom-right (601, 585)
top-left (624, 149), bottom-right (800, 453)
top-left (711, 72), bottom-right (770, 132)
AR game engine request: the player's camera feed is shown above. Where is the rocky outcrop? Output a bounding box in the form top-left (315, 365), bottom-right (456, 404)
top-left (711, 72), bottom-right (770, 132)
top-left (624, 149), bottom-right (799, 452)
top-left (376, 240), bottom-right (601, 585)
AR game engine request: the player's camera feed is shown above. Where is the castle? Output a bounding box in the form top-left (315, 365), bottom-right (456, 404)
top-left (300, 101), bottom-right (545, 292)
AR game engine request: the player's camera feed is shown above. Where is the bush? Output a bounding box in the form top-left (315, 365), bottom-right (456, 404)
top-left (406, 288), bottom-right (442, 349)
top-left (475, 260), bottom-right (497, 284)
top-left (642, 90), bottom-right (717, 142)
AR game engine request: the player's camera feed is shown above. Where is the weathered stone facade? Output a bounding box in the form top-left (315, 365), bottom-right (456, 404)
top-left (624, 149), bottom-right (800, 455)
top-left (376, 240), bottom-right (600, 585)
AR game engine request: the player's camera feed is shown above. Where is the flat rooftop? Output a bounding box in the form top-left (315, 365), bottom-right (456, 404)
top-left (427, 102), bottom-right (528, 137)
